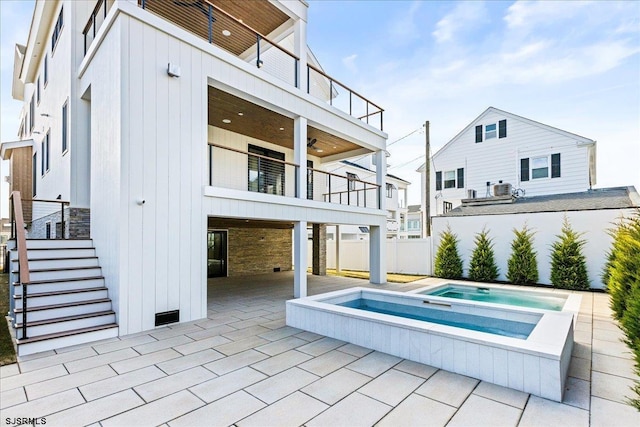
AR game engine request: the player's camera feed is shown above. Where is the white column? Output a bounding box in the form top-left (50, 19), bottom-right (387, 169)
top-left (294, 221), bottom-right (307, 297)
top-left (294, 116), bottom-right (307, 199)
top-left (369, 224), bottom-right (386, 284)
top-left (293, 19), bottom-right (308, 90)
top-left (335, 225), bottom-right (341, 273)
top-left (374, 150), bottom-right (386, 210)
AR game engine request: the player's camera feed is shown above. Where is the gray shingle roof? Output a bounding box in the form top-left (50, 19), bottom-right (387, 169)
top-left (408, 205), bottom-right (421, 213)
top-left (443, 186), bottom-right (639, 217)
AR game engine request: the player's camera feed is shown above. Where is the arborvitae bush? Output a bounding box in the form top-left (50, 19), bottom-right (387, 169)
top-left (468, 229), bottom-right (499, 282)
top-left (604, 221), bottom-right (630, 318)
top-left (506, 225), bottom-right (538, 285)
top-left (434, 227), bottom-right (463, 279)
top-left (605, 211), bottom-right (640, 409)
top-left (550, 218), bottom-right (589, 290)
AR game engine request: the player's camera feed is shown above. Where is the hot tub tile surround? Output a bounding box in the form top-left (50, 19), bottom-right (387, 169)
top-left (286, 287), bottom-right (574, 402)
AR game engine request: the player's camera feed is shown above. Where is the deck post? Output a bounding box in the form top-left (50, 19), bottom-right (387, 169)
top-left (294, 221), bottom-right (308, 298)
top-left (369, 224), bottom-right (387, 284)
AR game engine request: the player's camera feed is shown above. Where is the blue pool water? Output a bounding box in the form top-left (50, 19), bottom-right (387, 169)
top-left (338, 298), bottom-right (536, 339)
top-left (421, 285), bottom-right (566, 311)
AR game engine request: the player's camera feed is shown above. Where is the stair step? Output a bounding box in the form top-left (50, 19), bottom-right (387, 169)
top-left (15, 311), bottom-right (116, 339)
top-left (25, 239), bottom-right (94, 249)
top-left (21, 248), bottom-right (97, 260)
top-left (14, 266), bottom-right (102, 281)
top-left (13, 287), bottom-right (109, 309)
top-left (16, 324), bottom-right (119, 356)
top-left (14, 276), bottom-right (105, 293)
top-left (14, 299), bottom-right (112, 323)
top-left (12, 257), bottom-right (100, 269)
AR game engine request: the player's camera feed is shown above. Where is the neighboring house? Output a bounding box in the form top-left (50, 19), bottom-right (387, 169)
top-left (324, 157), bottom-right (410, 239)
top-left (432, 186), bottom-right (640, 288)
top-left (405, 205), bottom-right (422, 239)
top-left (2, 0), bottom-right (388, 354)
top-left (418, 107), bottom-right (597, 222)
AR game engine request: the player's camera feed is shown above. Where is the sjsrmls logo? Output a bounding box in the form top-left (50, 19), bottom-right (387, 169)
top-left (5, 418), bottom-right (46, 426)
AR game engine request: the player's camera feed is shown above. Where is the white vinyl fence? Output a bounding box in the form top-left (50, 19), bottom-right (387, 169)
top-left (308, 238), bottom-right (432, 275)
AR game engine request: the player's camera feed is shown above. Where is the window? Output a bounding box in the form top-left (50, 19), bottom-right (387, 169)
top-left (29, 96), bottom-right (35, 131)
top-left (307, 160), bottom-right (313, 200)
top-left (476, 119), bottom-right (507, 142)
top-left (457, 168), bottom-right (464, 189)
top-left (62, 101), bottom-right (68, 153)
top-left (443, 201), bottom-right (453, 213)
top-left (435, 171), bottom-right (442, 190)
top-left (531, 156), bottom-right (548, 179)
top-left (32, 153), bottom-right (37, 197)
top-left (521, 153), bottom-right (561, 181)
top-left (358, 227), bottom-right (369, 233)
top-left (408, 219), bottom-right (420, 230)
top-left (45, 222), bottom-right (52, 239)
top-left (485, 123), bottom-right (497, 140)
top-left (346, 172), bottom-right (358, 191)
top-left (247, 144), bottom-right (285, 195)
top-left (44, 55), bottom-right (48, 85)
top-left (386, 183), bottom-right (394, 198)
top-left (51, 6), bottom-right (64, 52)
top-left (444, 170), bottom-right (456, 189)
top-left (41, 132), bottom-right (50, 176)
top-left (37, 77), bottom-right (41, 104)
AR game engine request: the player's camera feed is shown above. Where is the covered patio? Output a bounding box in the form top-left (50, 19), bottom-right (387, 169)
top-left (1, 273), bottom-right (638, 426)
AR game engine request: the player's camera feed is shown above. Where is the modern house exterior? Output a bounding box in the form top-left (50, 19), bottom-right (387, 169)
top-left (405, 204), bottom-right (422, 239)
top-left (3, 0), bottom-right (389, 354)
top-left (418, 107), bottom-right (597, 220)
top-left (324, 157), bottom-right (410, 240)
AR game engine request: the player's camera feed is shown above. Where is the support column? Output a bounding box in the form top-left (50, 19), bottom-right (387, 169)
top-left (335, 225), bottom-right (341, 273)
top-left (312, 223), bottom-right (326, 276)
top-left (374, 150), bottom-right (386, 210)
top-left (294, 117), bottom-right (307, 199)
top-left (293, 18), bottom-right (308, 90)
top-left (369, 224), bottom-right (387, 284)
top-left (294, 221), bottom-right (307, 297)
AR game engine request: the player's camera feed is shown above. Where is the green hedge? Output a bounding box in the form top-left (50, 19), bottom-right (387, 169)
top-left (550, 218), bottom-right (589, 290)
top-left (434, 227), bottom-right (463, 279)
top-left (468, 229), bottom-right (499, 282)
top-left (507, 225), bottom-right (539, 285)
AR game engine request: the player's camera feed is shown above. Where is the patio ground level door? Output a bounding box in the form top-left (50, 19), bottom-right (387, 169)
top-left (207, 230), bottom-right (228, 278)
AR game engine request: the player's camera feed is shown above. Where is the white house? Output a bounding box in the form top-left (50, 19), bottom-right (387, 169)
top-left (405, 205), bottom-right (422, 239)
top-left (418, 107), bottom-right (597, 222)
top-left (324, 157), bottom-right (410, 240)
top-left (2, 0), bottom-right (389, 355)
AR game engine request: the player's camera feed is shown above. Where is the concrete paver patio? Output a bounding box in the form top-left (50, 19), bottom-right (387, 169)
top-left (1, 272), bottom-right (639, 426)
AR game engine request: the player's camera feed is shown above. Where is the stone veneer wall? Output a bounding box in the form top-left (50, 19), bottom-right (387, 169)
top-left (312, 223), bottom-right (326, 275)
top-left (27, 207), bottom-right (90, 239)
top-left (227, 227), bottom-right (292, 276)
top-left (69, 208), bottom-right (91, 239)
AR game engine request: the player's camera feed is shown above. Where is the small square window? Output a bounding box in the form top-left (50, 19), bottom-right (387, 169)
top-left (485, 123), bottom-right (497, 139)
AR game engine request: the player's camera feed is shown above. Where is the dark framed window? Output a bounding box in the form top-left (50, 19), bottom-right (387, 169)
top-left (307, 160), bottom-right (313, 200)
top-left (520, 158), bottom-right (530, 181)
top-left (457, 168), bottom-right (464, 188)
top-left (45, 131), bottom-right (50, 172)
top-left (247, 144), bottom-right (285, 195)
top-left (435, 171), bottom-right (442, 190)
top-left (443, 201), bottom-right (453, 213)
top-left (41, 141), bottom-right (45, 176)
top-left (51, 6), bottom-right (64, 53)
top-left (44, 55), bottom-right (48, 86)
top-left (29, 96), bottom-right (35, 131)
top-left (62, 101), bottom-right (68, 153)
top-left (551, 153), bottom-right (561, 178)
top-left (521, 153), bottom-right (560, 181)
top-left (498, 119), bottom-right (507, 138)
top-left (475, 125), bottom-right (483, 143)
top-left (485, 123), bottom-right (497, 140)
top-left (386, 183), bottom-right (394, 198)
top-left (37, 77), bottom-right (41, 104)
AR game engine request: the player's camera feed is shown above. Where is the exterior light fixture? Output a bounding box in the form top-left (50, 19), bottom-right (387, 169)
top-left (222, 30), bottom-right (231, 36)
top-left (279, 127), bottom-right (284, 131)
top-left (238, 112), bottom-right (243, 116)
top-left (167, 63), bottom-right (181, 78)
top-left (257, 59), bottom-right (264, 68)
top-left (222, 119), bottom-right (231, 124)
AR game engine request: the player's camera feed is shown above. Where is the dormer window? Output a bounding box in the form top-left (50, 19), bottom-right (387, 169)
top-left (475, 119), bottom-right (507, 143)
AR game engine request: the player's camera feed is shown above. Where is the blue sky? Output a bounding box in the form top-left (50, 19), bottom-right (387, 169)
top-left (1, 0), bottom-right (639, 209)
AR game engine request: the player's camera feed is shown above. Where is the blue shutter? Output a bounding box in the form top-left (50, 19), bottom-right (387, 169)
top-left (457, 168), bottom-right (464, 188)
top-left (435, 171), bottom-right (442, 190)
top-left (520, 158), bottom-right (529, 181)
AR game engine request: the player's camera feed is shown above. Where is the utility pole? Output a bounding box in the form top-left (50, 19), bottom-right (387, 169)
top-left (424, 121), bottom-right (431, 237)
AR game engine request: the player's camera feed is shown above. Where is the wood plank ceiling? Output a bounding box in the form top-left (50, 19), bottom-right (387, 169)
top-left (144, 0), bottom-right (290, 56)
top-left (208, 87), bottom-right (362, 158)
top-left (208, 217), bottom-right (293, 229)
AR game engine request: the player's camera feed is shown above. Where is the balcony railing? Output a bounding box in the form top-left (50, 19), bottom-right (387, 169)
top-left (208, 143), bottom-right (381, 209)
top-left (82, 0), bottom-right (113, 54)
top-left (135, 0), bottom-right (384, 130)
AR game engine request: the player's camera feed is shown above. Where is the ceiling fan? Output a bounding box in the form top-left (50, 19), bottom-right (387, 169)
top-left (307, 138), bottom-right (323, 153)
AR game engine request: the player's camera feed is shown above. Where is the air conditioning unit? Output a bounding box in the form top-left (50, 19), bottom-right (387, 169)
top-left (494, 183), bottom-right (512, 197)
top-left (467, 189), bottom-right (477, 199)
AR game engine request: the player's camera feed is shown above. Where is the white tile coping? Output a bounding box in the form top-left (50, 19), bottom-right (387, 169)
top-left (286, 287), bottom-right (574, 402)
top-left (409, 280), bottom-right (582, 326)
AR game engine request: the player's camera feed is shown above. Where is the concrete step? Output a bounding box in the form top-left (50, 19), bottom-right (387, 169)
top-left (16, 324), bottom-right (119, 357)
top-left (15, 311), bottom-right (116, 339)
top-left (14, 287), bottom-right (109, 309)
top-left (14, 277), bottom-right (106, 295)
top-left (13, 257), bottom-right (100, 270)
top-left (14, 299), bottom-right (112, 323)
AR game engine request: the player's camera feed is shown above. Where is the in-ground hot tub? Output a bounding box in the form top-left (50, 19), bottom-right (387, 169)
top-left (286, 287), bottom-right (574, 401)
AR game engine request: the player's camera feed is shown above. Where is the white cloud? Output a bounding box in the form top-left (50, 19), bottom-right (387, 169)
top-left (432, 1), bottom-right (488, 43)
top-left (388, 1), bottom-right (422, 42)
top-left (342, 54), bottom-right (358, 73)
top-left (504, 0), bottom-right (592, 31)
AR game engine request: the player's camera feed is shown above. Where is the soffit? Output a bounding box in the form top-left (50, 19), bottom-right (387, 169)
top-left (207, 87), bottom-right (361, 157)
top-left (208, 217), bottom-right (294, 229)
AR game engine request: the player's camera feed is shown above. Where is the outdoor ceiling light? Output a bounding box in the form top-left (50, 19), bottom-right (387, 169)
top-left (238, 112), bottom-right (243, 116)
top-left (279, 127), bottom-right (284, 131)
top-left (222, 119), bottom-right (231, 124)
top-left (222, 30), bottom-right (231, 36)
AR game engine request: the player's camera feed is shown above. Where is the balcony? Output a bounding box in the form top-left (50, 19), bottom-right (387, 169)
top-left (82, 0), bottom-right (384, 130)
top-left (208, 143), bottom-right (381, 210)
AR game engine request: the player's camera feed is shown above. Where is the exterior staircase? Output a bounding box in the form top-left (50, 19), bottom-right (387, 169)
top-left (8, 239), bottom-right (118, 356)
